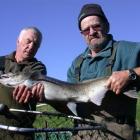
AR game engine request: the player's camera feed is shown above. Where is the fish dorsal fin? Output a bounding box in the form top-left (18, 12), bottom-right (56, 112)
top-left (67, 102), bottom-right (77, 116)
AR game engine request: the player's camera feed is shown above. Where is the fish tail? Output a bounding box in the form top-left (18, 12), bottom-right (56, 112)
top-left (123, 90), bottom-right (140, 99)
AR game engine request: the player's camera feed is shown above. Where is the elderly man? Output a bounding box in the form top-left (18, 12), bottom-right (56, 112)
top-left (0, 27), bottom-right (46, 140)
top-left (67, 3), bottom-right (140, 140)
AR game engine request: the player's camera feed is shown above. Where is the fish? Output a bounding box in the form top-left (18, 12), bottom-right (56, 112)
top-left (0, 72), bottom-right (139, 115)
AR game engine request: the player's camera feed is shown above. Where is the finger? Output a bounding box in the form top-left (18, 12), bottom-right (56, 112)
top-left (116, 84), bottom-right (121, 94)
top-left (106, 75), bottom-right (116, 91)
top-left (31, 86), bottom-right (37, 97)
top-left (14, 85), bottom-right (26, 101)
top-left (31, 83), bottom-right (40, 94)
top-left (106, 78), bottom-right (111, 89)
top-left (115, 88), bottom-right (121, 95)
top-left (24, 90), bottom-right (32, 103)
top-left (110, 78), bottom-right (116, 91)
top-left (113, 87), bottom-right (117, 93)
top-left (18, 86), bottom-right (31, 103)
top-left (13, 86), bottom-right (20, 99)
top-left (33, 83), bottom-right (44, 101)
top-left (38, 85), bottom-right (44, 101)
top-left (36, 83), bottom-right (42, 93)
top-left (31, 84), bottom-right (39, 99)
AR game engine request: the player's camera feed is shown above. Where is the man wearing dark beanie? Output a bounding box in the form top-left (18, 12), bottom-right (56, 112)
top-left (67, 3), bottom-right (140, 140)
top-left (78, 4), bottom-right (109, 32)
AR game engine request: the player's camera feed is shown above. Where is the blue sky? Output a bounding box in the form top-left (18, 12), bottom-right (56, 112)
top-left (0, 0), bottom-right (140, 80)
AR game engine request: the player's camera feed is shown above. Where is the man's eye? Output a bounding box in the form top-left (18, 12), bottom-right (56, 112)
top-left (25, 40), bottom-right (31, 44)
top-left (93, 25), bottom-right (102, 31)
top-left (81, 28), bottom-right (90, 35)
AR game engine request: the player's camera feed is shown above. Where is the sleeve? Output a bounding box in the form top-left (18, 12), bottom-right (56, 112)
top-left (30, 61), bottom-right (47, 75)
top-left (116, 41), bottom-right (140, 69)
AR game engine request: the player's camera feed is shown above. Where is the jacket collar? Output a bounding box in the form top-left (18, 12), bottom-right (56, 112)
top-left (6, 51), bottom-right (37, 64)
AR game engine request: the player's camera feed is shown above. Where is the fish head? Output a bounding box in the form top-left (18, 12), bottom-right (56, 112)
top-left (0, 72), bottom-right (45, 87)
top-left (0, 72), bottom-right (30, 87)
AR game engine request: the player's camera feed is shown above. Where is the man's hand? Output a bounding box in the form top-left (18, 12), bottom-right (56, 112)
top-left (13, 85), bottom-right (32, 103)
top-left (106, 70), bottom-right (130, 94)
top-left (31, 83), bottom-right (44, 102)
top-left (13, 83), bottom-right (44, 103)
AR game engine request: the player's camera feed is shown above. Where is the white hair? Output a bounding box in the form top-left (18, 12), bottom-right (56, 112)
top-left (18, 27), bottom-right (42, 44)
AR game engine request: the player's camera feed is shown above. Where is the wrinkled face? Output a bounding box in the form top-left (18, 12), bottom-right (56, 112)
top-left (16, 29), bottom-right (40, 62)
top-left (80, 16), bottom-right (108, 51)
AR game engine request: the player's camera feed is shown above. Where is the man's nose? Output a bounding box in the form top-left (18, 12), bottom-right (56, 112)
top-left (28, 42), bottom-right (34, 48)
top-left (89, 27), bottom-right (96, 36)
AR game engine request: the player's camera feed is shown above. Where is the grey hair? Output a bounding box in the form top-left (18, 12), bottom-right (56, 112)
top-left (18, 26), bottom-right (42, 45)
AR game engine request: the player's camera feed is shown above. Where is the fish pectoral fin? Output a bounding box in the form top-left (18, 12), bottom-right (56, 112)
top-left (67, 102), bottom-right (77, 116)
top-left (89, 86), bottom-right (108, 106)
top-left (123, 89), bottom-right (139, 99)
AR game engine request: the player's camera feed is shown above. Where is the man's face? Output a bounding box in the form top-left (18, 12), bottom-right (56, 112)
top-left (80, 16), bottom-right (108, 51)
top-left (16, 29), bottom-right (40, 62)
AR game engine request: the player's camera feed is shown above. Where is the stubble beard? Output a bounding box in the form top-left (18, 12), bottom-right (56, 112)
top-left (88, 36), bottom-right (108, 52)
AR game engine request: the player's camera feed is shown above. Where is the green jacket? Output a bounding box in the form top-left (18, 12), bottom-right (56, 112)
top-left (0, 52), bottom-right (46, 140)
top-left (67, 35), bottom-right (140, 139)
top-left (67, 35), bottom-right (140, 83)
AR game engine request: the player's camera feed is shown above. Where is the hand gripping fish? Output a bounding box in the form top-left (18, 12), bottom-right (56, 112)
top-left (0, 73), bottom-right (139, 115)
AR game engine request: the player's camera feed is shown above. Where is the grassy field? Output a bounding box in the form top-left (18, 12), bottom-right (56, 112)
top-left (137, 100), bottom-right (140, 129)
top-left (34, 101), bottom-right (140, 139)
top-left (136, 100), bottom-right (140, 140)
top-left (34, 105), bottom-right (73, 140)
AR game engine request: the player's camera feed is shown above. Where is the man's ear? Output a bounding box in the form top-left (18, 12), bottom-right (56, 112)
top-left (16, 39), bottom-right (20, 47)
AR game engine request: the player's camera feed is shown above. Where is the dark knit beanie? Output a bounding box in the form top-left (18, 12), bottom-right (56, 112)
top-left (78, 4), bottom-right (109, 31)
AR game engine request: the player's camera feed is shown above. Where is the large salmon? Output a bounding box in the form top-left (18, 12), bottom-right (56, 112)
top-left (0, 73), bottom-right (139, 115)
